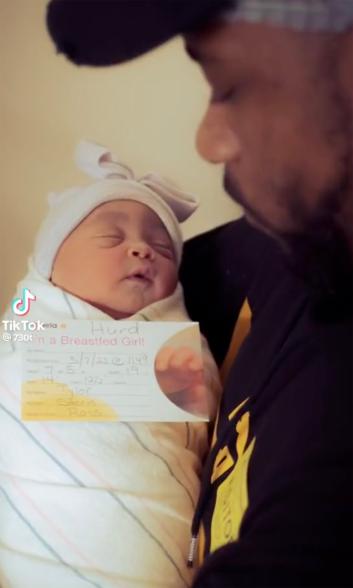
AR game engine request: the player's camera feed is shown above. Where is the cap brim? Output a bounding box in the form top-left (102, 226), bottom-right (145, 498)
top-left (46, 0), bottom-right (231, 66)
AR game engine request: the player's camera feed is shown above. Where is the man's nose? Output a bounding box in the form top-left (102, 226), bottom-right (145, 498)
top-left (127, 241), bottom-right (155, 260)
top-left (196, 104), bottom-right (241, 164)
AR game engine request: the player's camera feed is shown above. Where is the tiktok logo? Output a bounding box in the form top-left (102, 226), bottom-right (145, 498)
top-left (12, 288), bottom-right (36, 316)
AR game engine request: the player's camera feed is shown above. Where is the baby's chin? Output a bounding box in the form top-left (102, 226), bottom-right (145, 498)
top-left (86, 300), bottom-right (136, 319)
top-left (86, 294), bottom-right (161, 318)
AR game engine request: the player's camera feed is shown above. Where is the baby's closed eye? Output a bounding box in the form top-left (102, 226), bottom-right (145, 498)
top-left (152, 241), bottom-right (175, 259)
top-left (94, 232), bottom-right (124, 247)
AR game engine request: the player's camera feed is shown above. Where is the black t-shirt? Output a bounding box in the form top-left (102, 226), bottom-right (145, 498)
top-left (180, 218), bottom-right (270, 365)
top-left (180, 219), bottom-right (352, 587)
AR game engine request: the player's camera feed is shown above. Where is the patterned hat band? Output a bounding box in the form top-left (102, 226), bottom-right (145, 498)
top-left (222, 0), bottom-right (353, 32)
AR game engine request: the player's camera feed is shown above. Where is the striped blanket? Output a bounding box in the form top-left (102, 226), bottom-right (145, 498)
top-left (0, 261), bottom-right (220, 588)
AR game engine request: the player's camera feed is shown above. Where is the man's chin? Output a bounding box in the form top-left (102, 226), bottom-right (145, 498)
top-left (244, 211), bottom-right (279, 240)
top-left (223, 174), bottom-right (284, 239)
top-left (224, 172), bottom-right (352, 320)
top-left (245, 211), bottom-right (352, 322)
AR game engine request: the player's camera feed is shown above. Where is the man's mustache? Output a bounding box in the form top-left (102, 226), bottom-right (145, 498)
top-left (223, 170), bottom-right (280, 237)
top-left (223, 171), bottom-right (245, 207)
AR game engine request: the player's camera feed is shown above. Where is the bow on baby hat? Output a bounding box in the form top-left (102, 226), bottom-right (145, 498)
top-left (34, 140), bottom-right (199, 278)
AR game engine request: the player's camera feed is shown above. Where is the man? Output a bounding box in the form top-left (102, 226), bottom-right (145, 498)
top-left (47, 2), bottom-right (352, 586)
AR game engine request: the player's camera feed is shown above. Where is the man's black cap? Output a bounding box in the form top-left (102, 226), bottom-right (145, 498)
top-left (46, 0), bottom-right (233, 66)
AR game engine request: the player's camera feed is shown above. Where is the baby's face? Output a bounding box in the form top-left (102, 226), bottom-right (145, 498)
top-left (51, 200), bottom-right (178, 318)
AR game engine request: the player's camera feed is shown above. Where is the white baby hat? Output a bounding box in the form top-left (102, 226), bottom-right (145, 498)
top-left (33, 140), bottom-right (199, 278)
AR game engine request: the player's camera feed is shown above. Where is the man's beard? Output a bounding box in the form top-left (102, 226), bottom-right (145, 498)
top-left (281, 219), bottom-right (352, 322)
top-left (224, 172), bottom-right (353, 322)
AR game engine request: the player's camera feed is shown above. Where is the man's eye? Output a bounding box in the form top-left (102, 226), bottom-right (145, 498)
top-left (211, 87), bottom-right (235, 104)
top-left (211, 86), bottom-right (238, 104)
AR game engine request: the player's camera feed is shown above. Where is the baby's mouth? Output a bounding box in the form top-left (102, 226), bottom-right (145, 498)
top-left (125, 270), bottom-right (153, 285)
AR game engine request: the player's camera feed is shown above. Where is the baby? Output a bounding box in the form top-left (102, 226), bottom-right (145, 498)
top-left (0, 142), bottom-right (220, 588)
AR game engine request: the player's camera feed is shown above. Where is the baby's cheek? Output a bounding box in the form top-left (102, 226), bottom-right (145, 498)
top-left (51, 252), bottom-right (75, 289)
top-left (160, 266), bottom-right (178, 297)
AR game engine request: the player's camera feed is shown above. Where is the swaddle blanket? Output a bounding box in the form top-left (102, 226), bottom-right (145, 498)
top-left (0, 262), bottom-right (220, 588)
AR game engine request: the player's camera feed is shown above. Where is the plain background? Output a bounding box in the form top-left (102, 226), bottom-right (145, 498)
top-left (0, 0), bottom-right (241, 313)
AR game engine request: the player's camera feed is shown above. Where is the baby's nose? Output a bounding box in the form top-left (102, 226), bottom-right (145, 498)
top-left (127, 242), bottom-right (154, 260)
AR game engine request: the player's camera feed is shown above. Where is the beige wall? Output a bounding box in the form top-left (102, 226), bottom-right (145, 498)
top-left (0, 0), bottom-right (241, 313)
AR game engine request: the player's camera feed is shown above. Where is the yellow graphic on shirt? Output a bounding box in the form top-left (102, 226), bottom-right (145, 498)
top-left (210, 406), bottom-right (255, 552)
top-left (210, 398), bottom-right (249, 483)
top-left (22, 379), bottom-right (118, 421)
top-left (210, 445), bottom-right (235, 483)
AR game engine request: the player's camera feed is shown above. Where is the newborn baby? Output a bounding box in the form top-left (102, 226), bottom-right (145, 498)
top-left (0, 141), bottom-right (220, 588)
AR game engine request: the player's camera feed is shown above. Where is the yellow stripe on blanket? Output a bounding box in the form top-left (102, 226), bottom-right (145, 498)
top-left (22, 379), bottom-right (118, 421)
